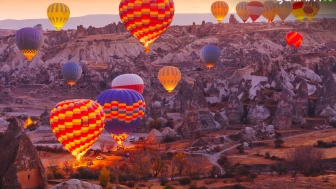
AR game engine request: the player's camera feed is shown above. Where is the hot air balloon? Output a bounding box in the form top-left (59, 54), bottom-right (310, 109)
top-left (303, 1), bottom-right (320, 22)
top-left (275, 1), bottom-right (292, 22)
top-left (262, 1), bottom-right (277, 23)
top-left (247, 1), bottom-right (265, 23)
top-left (34, 24), bottom-right (43, 32)
top-left (96, 89), bottom-right (146, 146)
top-left (15, 27), bottom-right (44, 62)
top-left (61, 62), bottom-right (82, 86)
top-left (119, 0), bottom-right (174, 53)
top-left (111, 74), bottom-right (144, 94)
top-left (200, 45), bottom-right (221, 69)
top-left (50, 99), bottom-right (105, 160)
top-left (158, 66), bottom-right (181, 93)
top-left (292, 2), bottom-right (305, 22)
top-left (286, 32), bottom-right (303, 49)
top-left (236, 2), bottom-right (250, 23)
top-left (211, 1), bottom-right (229, 23)
top-left (47, 3), bottom-right (70, 31)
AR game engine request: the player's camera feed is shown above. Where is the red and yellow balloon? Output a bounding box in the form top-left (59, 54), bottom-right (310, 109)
top-left (50, 99), bottom-right (105, 160)
top-left (286, 32), bottom-right (303, 49)
top-left (119, 0), bottom-right (175, 53)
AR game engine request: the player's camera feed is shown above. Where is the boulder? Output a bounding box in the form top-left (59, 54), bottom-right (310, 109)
top-left (148, 129), bottom-right (163, 144)
top-left (157, 117), bottom-right (168, 128)
top-left (161, 127), bottom-right (178, 139)
top-left (50, 179), bottom-right (102, 189)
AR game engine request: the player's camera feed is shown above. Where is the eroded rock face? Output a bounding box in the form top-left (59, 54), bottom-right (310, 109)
top-left (229, 14), bottom-right (239, 24)
top-left (247, 105), bottom-right (271, 124)
top-left (315, 73), bottom-right (336, 115)
top-left (50, 179), bottom-right (102, 189)
top-left (272, 99), bottom-right (293, 130)
top-left (0, 117), bottom-right (48, 189)
top-left (226, 93), bottom-right (244, 124)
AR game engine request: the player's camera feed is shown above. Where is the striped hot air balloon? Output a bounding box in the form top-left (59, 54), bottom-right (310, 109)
top-left (292, 2), bottom-right (305, 22)
top-left (247, 1), bottom-right (265, 23)
top-left (158, 66), bottom-right (181, 93)
top-left (262, 1), bottom-right (277, 23)
top-left (211, 1), bottom-right (229, 23)
top-left (275, 1), bottom-right (292, 22)
top-left (236, 2), bottom-right (249, 23)
top-left (47, 3), bottom-right (70, 31)
top-left (286, 32), bottom-right (303, 49)
top-left (111, 74), bottom-right (144, 94)
top-left (200, 45), bottom-right (221, 69)
top-left (119, 0), bottom-right (174, 53)
top-left (303, 1), bottom-right (320, 22)
top-left (61, 62), bottom-right (82, 86)
top-left (96, 89), bottom-right (146, 146)
top-left (15, 27), bottom-right (44, 62)
top-left (50, 99), bottom-right (105, 160)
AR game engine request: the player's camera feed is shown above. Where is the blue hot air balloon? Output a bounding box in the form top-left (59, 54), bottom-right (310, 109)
top-left (61, 62), bottom-right (82, 86)
top-left (96, 89), bottom-right (146, 146)
top-left (200, 45), bottom-right (221, 69)
top-left (15, 27), bottom-right (44, 62)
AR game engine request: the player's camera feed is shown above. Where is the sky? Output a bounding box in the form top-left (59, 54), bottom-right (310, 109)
top-left (0, 0), bottom-right (335, 20)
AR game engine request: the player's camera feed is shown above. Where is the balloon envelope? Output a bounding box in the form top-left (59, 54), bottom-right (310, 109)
top-left (211, 1), bottom-right (229, 23)
top-left (15, 27), bottom-right (44, 61)
top-left (262, 1), bottom-right (277, 23)
top-left (236, 2), bottom-right (249, 23)
top-left (275, 1), bottom-right (292, 22)
top-left (247, 1), bottom-right (265, 22)
top-left (47, 3), bottom-right (70, 31)
top-left (34, 24), bottom-right (43, 32)
top-left (61, 62), bottom-right (82, 86)
top-left (200, 45), bottom-right (221, 69)
top-left (286, 32), bottom-right (303, 49)
top-left (96, 89), bottom-right (146, 145)
top-left (119, 0), bottom-right (174, 52)
top-left (292, 2), bottom-right (305, 22)
top-left (158, 66), bottom-right (181, 93)
top-left (303, 1), bottom-right (320, 22)
top-left (111, 74), bottom-right (144, 94)
top-left (50, 99), bottom-right (105, 160)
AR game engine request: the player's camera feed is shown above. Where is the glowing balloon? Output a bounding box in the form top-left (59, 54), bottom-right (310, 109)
top-left (50, 99), bottom-right (105, 160)
top-left (96, 89), bottom-right (146, 145)
top-left (119, 0), bottom-right (174, 53)
top-left (303, 1), bottom-right (320, 22)
top-left (211, 1), bottom-right (229, 23)
top-left (47, 3), bottom-right (70, 31)
top-left (200, 45), bottom-right (221, 69)
top-left (158, 66), bottom-right (181, 93)
top-left (111, 74), bottom-right (144, 94)
top-left (61, 62), bottom-right (82, 86)
top-left (275, 1), bottom-right (292, 22)
top-left (247, 1), bottom-right (265, 23)
top-left (292, 2), bottom-right (305, 22)
top-left (286, 32), bottom-right (303, 49)
top-left (15, 27), bottom-right (44, 62)
top-left (236, 2), bottom-right (249, 23)
top-left (262, 1), bottom-right (277, 23)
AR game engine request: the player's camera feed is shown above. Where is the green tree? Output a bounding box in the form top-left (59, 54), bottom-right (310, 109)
top-left (99, 167), bottom-right (110, 188)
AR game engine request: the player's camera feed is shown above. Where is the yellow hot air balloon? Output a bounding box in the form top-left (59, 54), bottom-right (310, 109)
top-left (303, 1), bottom-right (320, 22)
top-left (262, 1), bottom-right (277, 23)
top-left (236, 2), bottom-right (249, 23)
top-left (158, 66), bottom-right (181, 93)
top-left (275, 1), bottom-right (292, 22)
top-left (292, 2), bottom-right (305, 22)
top-left (211, 1), bottom-right (229, 23)
top-left (47, 3), bottom-right (70, 31)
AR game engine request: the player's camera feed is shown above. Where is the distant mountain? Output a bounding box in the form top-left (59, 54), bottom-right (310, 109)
top-left (0, 13), bottom-right (335, 30)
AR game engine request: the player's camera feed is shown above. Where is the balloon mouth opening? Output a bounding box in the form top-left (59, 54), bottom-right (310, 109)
top-left (112, 133), bottom-right (128, 146)
top-left (73, 152), bottom-right (84, 161)
top-left (22, 50), bottom-right (37, 62)
top-left (144, 42), bottom-right (151, 53)
top-left (206, 63), bottom-right (215, 69)
top-left (67, 81), bottom-right (76, 86)
top-left (167, 90), bottom-right (173, 93)
top-left (55, 27), bottom-right (62, 31)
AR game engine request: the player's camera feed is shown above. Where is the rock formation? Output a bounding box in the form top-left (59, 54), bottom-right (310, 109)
top-left (315, 72), bottom-right (336, 115)
top-left (50, 179), bottom-right (102, 189)
top-left (272, 99), bottom-right (293, 130)
top-left (247, 105), bottom-right (271, 124)
top-left (148, 129), bottom-right (164, 144)
top-left (0, 117), bottom-right (48, 189)
top-left (226, 93), bottom-right (244, 124)
top-left (229, 14), bottom-right (239, 24)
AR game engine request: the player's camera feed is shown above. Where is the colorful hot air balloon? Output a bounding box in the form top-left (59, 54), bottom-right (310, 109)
top-left (111, 74), bottom-right (144, 94)
top-left (236, 2), bottom-right (249, 23)
top-left (275, 1), bottom-right (292, 22)
top-left (50, 99), bottom-right (105, 160)
top-left (262, 1), bottom-right (277, 23)
top-left (211, 1), bottom-right (229, 23)
top-left (303, 1), bottom-right (320, 22)
top-left (200, 45), bottom-right (221, 69)
top-left (119, 0), bottom-right (174, 53)
top-left (247, 1), bottom-right (265, 23)
top-left (96, 89), bottom-right (146, 146)
top-left (15, 27), bottom-right (44, 62)
top-left (47, 3), bottom-right (70, 31)
top-left (286, 32), bottom-right (303, 49)
top-left (158, 66), bottom-right (181, 93)
top-left (61, 62), bottom-right (82, 86)
top-left (292, 2), bottom-right (305, 22)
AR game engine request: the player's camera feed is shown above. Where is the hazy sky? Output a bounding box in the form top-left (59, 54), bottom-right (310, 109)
top-left (0, 0), bottom-right (335, 20)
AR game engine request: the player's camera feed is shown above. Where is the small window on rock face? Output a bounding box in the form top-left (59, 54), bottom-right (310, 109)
top-left (28, 175), bottom-right (30, 180)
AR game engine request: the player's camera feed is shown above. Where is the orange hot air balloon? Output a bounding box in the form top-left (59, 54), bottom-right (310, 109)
top-left (50, 99), bottom-right (105, 160)
top-left (158, 66), bottom-right (181, 93)
top-left (286, 32), bottom-right (303, 49)
top-left (119, 0), bottom-right (175, 53)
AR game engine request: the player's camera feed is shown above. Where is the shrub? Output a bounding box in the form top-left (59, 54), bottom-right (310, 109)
top-left (99, 167), bottom-right (110, 188)
top-left (179, 177), bottom-right (191, 185)
top-left (71, 167), bottom-right (99, 180)
top-left (274, 138), bottom-right (284, 148)
top-left (314, 140), bottom-right (335, 148)
top-left (163, 136), bottom-right (176, 143)
top-left (189, 186), bottom-right (208, 189)
top-left (236, 144), bottom-right (244, 154)
top-left (265, 152), bottom-right (271, 159)
top-left (126, 181), bottom-right (135, 187)
top-left (163, 183), bottom-right (176, 189)
top-left (160, 177), bottom-right (169, 186)
top-left (53, 169), bottom-right (65, 179)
